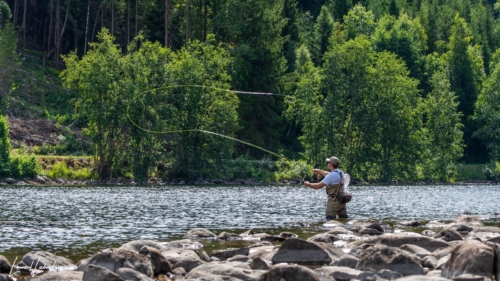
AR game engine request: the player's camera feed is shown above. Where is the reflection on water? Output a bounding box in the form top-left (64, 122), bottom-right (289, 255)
top-left (0, 184), bottom-right (499, 263)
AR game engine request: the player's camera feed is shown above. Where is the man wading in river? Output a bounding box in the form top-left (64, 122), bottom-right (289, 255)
top-left (304, 156), bottom-right (348, 220)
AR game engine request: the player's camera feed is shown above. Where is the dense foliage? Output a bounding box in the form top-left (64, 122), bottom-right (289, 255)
top-left (3, 0), bottom-right (500, 181)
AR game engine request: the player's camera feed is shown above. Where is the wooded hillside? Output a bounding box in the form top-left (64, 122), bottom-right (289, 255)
top-left (2, 0), bottom-right (500, 182)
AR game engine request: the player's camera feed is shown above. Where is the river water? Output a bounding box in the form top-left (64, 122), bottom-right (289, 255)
top-left (1, 184), bottom-right (499, 264)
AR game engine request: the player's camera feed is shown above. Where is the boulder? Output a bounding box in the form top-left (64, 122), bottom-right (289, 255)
top-left (448, 216), bottom-right (484, 228)
top-left (447, 225), bottom-right (473, 234)
top-left (0, 274), bottom-right (14, 281)
top-left (19, 251), bottom-right (75, 274)
top-left (82, 264), bottom-right (123, 281)
top-left (227, 255), bottom-right (250, 263)
top-left (422, 255), bottom-right (438, 268)
top-left (119, 240), bottom-right (167, 252)
top-left (451, 273), bottom-right (492, 281)
top-left (187, 262), bottom-right (264, 280)
top-left (211, 247), bottom-right (250, 261)
top-left (331, 254), bottom-right (358, 268)
top-left (34, 175), bottom-right (47, 184)
top-left (307, 233), bottom-right (339, 243)
top-left (327, 227), bottom-right (351, 235)
top-left (356, 244), bottom-right (424, 276)
top-left (441, 240), bottom-right (494, 279)
top-left (346, 219), bottom-right (391, 233)
top-left (433, 247), bottom-right (455, 260)
top-left (279, 232), bottom-right (298, 238)
top-left (394, 276), bottom-right (449, 281)
top-left (396, 221), bottom-right (421, 227)
top-left (250, 258), bottom-right (269, 270)
top-left (248, 246), bottom-right (278, 261)
top-left (271, 238), bottom-right (344, 265)
top-left (425, 221), bottom-right (448, 229)
top-left (138, 246), bottom-right (172, 276)
top-left (372, 233), bottom-right (451, 252)
top-left (217, 232), bottom-right (239, 240)
top-left (258, 264), bottom-right (319, 281)
top-left (160, 248), bottom-right (202, 266)
top-left (185, 228), bottom-right (217, 239)
top-left (116, 268), bottom-right (155, 281)
top-left (320, 266), bottom-right (363, 280)
top-left (0, 256), bottom-right (10, 274)
top-left (486, 242), bottom-right (500, 281)
top-left (358, 226), bottom-right (383, 235)
top-left (171, 256), bottom-right (204, 273)
top-left (77, 249), bottom-right (153, 277)
top-left (400, 244), bottom-right (432, 258)
top-left (25, 271), bottom-right (84, 281)
top-left (434, 229), bottom-right (463, 242)
top-left (164, 239), bottom-right (203, 249)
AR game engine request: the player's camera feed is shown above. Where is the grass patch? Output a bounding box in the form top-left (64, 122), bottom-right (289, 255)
top-left (36, 156), bottom-right (95, 180)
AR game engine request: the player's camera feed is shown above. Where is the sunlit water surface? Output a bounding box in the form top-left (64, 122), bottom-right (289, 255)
top-left (1, 184), bottom-right (499, 263)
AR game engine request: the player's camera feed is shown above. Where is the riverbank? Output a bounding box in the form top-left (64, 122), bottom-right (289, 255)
top-left (1, 215), bottom-right (500, 281)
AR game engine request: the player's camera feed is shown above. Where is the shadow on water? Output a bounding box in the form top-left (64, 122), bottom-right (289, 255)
top-left (1, 184), bottom-right (500, 263)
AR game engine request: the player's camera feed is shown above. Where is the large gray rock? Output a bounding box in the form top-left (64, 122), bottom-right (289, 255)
top-left (82, 265), bottom-right (123, 281)
top-left (18, 251), bottom-right (75, 274)
top-left (26, 271), bottom-right (83, 280)
top-left (258, 264), bottom-right (319, 281)
top-left (116, 267), bottom-right (155, 281)
top-left (119, 240), bottom-right (167, 252)
top-left (320, 266), bottom-right (363, 280)
top-left (346, 219), bottom-right (391, 233)
top-left (0, 256), bottom-right (10, 274)
top-left (435, 229), bottom-right (463, 242)
top-left (327, 227), bottom-right (351, 235)
top-left (368, 233), bottom-right (451, 252)
top-left (331, 254), bottom-right (358, 268)
top-left (0, 274), bottom-right (14, 281)
top-left (307, 233), bottom-right (339, 243)
top-left (271, 238), bottom-right (344, 265)
top-left (185, 228), bottom-right (217, 239)
top-left (187, 262), bottom-right (264, 280)
top-left (356, 244), bottom-right (424, 276)
top-left (160, 248), bottom-right (202, 265)
top-left (77, 249), bottom-right (153, 277)
top-left (400, 244), bottom-right (432, 258)
top-left (441, 240), bottom-right (494, 279)
top-left (486, 242), bottom-right (500, 281)
top-left (171, 256), bottom-right (204, 272)
top-left (138, 246), bottom-right (172, 276)
top-left (211, 247), bottom-right (250, 261)
top-left (248, 246), bottom-right (278, 261)
top-left (448, 216), bottom-right (484, 228)
top-left (395, 276), bottom-right (449, 281)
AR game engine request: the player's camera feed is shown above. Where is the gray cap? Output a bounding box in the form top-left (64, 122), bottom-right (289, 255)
top-left (326, 156), bottom-right (340, 165)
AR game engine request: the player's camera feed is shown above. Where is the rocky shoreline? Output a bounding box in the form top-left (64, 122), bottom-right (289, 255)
top-left (1, 215), bottom-right (500, 280)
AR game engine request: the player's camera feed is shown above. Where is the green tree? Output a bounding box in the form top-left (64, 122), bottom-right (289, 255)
top-left (312, 5), bottom-right (335, 65)
top-left (420, 53), bottom-right (464, 180)
top-left (0, 0), bottom-right (11, 26)
top-left (221, 0), bottom-right (288, 158)
top-left (474, 49), bottom-right (500, 162)
top-left (291, 36), bottom-right (423, 181)
top-left (372, 14), bottom-right (427, 80)
top-left (445, 14), bottom-right (486, 162)
top-left (342, 4), bottom-right (375, 41)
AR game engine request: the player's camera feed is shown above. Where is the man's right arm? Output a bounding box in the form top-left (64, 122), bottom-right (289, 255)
top-left (312, 169), bottom-right (329, 177)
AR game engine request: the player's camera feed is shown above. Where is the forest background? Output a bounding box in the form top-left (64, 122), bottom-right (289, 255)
top-left (1, 0), bottom-right (500, 183)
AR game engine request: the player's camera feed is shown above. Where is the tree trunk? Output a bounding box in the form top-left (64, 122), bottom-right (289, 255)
top-left (47, 0), bottom-right (54, 54)
top-left (13, 0), bottom-right (19, 27)
top-left (186, 0), bottom-right (189, 48)
top-left (111, 0), bottom-right (114, 34)
top-left (54, 0), bottom-right (60, 65)
top-left (56, 0), bottom-right (70, 67)
top-left (135, 0), bottom-right (138, 37)
top-left (92, 3), bottom-right (103, 42)
top-left (164, 0), bottom-right (168, 46)
top-left (22, 0), bottom-right (27, 49)
top-left (84, 0), bottom-right (90, 54)
top-left (204, 0), bottom-right (207, 41)
top-left (127, 0), bottom-right (130, 44)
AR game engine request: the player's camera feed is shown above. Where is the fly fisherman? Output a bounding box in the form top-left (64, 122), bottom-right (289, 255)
top-left (304, 156), bottom-right (348, 220)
